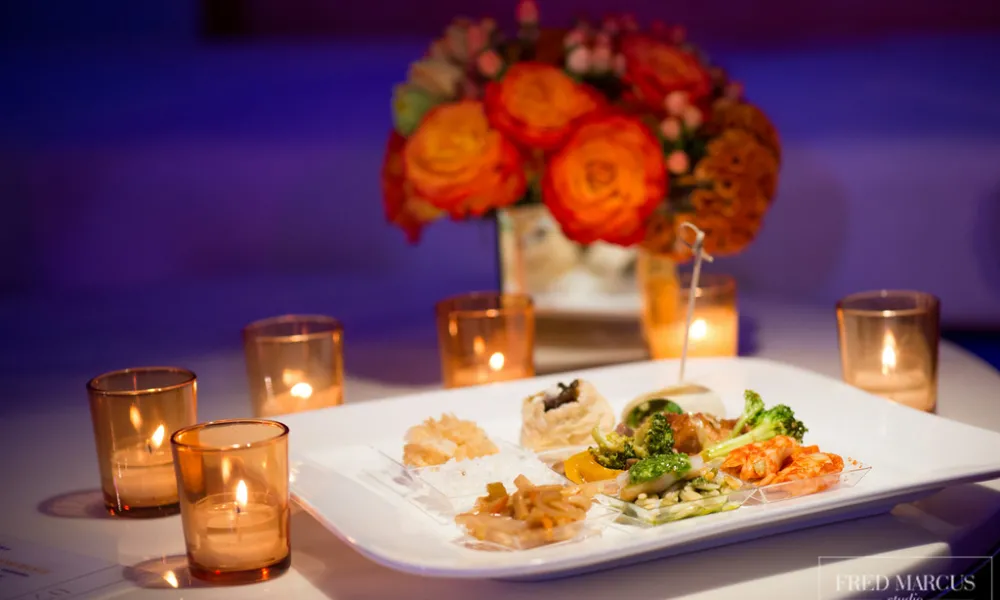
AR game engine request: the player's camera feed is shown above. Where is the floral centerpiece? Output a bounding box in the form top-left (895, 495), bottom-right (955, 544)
top-left (381, 1), bottom-right (780, 267)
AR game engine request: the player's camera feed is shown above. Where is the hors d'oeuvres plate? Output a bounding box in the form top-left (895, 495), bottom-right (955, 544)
top-left (285, 357), bottom-right (1000, 580)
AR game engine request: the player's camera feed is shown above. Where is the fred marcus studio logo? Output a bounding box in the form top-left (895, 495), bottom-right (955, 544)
top-left (818, 556), bottom-right (992, 600)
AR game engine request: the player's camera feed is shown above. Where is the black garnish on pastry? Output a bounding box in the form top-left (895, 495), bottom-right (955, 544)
top-left (543, 380), bottom-right (581, 412)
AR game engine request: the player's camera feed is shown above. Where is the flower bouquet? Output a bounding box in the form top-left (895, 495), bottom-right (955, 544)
top-left (381, 1), bottom-right (781, 298)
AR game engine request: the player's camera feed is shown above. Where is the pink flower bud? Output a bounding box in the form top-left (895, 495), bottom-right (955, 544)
top-left (466, 25), bottom-right (486, 57)
top-left (594, 32), bottom-right (612, 48)
top-left (681, 105), bottom-right (703, 129)
top-left (725, 81), bottom-right (744, 100)
top-left (591, 45), bottom-right (612, 72)
top-left (477, 49), bottom-right (503, 79)
top-left (614, 54), bottom-right (627, 76)
top-left (517, 0), bottom-right (539, 25)
top-left (667, 150), bottom-right (690, 175)
top-left (566, 46), bottom-right (591, 74)
top-left (664, 90), bottom-right (690, 115)
top-left (659, 118), bottom-right (682, 141)
top-left (564, 28), bottom-right (587, 48)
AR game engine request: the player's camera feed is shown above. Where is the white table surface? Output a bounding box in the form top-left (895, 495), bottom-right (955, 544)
top-left (1, 295), bottom-right (999, 599)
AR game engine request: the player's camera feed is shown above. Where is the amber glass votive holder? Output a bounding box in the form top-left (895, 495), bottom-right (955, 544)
top-left (171, 419), bottom-right (291, 584)
top-left (639, 259), bottom-right (739, 359)
top-left (435, 292), bottom-right (535, 388)
top-left (86, 367), bottom-right (197, 518)
top-left (837, 290), bottom-right (940, 412)
top-left (243, 315), bottom-right (344, 418)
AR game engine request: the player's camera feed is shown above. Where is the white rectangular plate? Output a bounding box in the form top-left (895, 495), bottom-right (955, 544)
top-left (283, 357), bottom-right (1000, 580)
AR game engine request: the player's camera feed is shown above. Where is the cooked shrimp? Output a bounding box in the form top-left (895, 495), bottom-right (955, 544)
top-left (720, 435), bottom-right (799, 482)
top-left (772, 451), bottom-right (844, 483)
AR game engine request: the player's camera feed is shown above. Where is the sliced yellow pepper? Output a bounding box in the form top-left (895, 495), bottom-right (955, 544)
top-left (563, 450), bottom-right (624, 484)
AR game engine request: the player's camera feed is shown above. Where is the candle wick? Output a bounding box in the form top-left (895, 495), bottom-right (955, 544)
top-left (145, 443), bottom-right (153, 455)
top-left (676, 223), bottom-right (714, 385)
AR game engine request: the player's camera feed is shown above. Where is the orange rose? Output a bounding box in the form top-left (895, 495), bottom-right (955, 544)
top-left (404, 100), bottom-right (526, 218)
top-left (543, 113), bottom-right (667, 246)
top-left (381, 132), bottom-right (442, 243)
top-left (484, 62), bottom-right (604, 150)
top-left (620, 34), bottom-right (712, 110)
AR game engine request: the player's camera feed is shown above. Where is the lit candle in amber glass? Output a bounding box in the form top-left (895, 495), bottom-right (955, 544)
top-left (435, 292), bottom-right (535, 388)
top-left (171, 419), bottom-right (291, 584)
top-left (641, 266), bottom-right (739, 359)
top-left (837, 290), bottom-right (940, 412)
top-left (243, 315), bottom-right (344, 418)
top-left (86, 367), bottom-right (197, 518)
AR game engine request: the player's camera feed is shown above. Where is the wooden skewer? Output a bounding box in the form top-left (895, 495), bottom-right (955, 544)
top-left (676, 223), bottom-right (714, 384)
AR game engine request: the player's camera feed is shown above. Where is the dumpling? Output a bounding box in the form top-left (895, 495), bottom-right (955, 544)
top-left (520, 379), bottom-right (615, 451)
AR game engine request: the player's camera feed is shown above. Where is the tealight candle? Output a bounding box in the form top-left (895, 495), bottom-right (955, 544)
top-left (435, 293), bottom-right (535, 388)
top-left (641, 268), bottom-right (739, 359)
top-left (243, 315), bottom-right (344, 417)
top-left (188, 481), bottom-right (286, 571)
top-left (87, 367), bottom-right (197, 518)
top-left (837, 290), bottom-right (940, 412)
top-left (111, 425), bottom-right (178, 507)
top-left (172, 419), bottom-right (291, 584)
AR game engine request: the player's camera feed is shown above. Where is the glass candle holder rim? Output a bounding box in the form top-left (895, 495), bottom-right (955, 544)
top-left (243, 314), bottom-right (343, 342)
top-left (86, 366), bottom-right (197, 396)
top-left (435, 291), bottom-right (534, 318)
top-left (836, 290), bottom-right (940, 318)
top-left (171, 419), bottom-right (289, 453)
top-left (675, 272), bottom-right (737, 298)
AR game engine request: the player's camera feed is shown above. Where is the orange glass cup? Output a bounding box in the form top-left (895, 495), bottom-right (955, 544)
top-left (640, 260), bottom-right (739, 359)
top-left (171, 419), bottom-right (291, 584)
top-left (435, 292), bottom-right (535, 388)
top-left (837, 290), bottom-right (940, 412)
top-left (86, 367), bottom-right (198, 518)
top-left (243, 315), bottom-right (344, 418)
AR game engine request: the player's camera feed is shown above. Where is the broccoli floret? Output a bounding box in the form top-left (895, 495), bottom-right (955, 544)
top-left (729, 389), bottom-right (765, 439)
top-left (634, 413), bottom-right (674, 457)
top-left (628, 453), bottom-right (692, 484)
top-left (702, 403), bottom-right (808, 461)
top-left (589, 425), bottom-right (638, 470)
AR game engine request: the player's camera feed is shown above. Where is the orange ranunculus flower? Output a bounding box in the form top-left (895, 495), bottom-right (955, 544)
top-left (382, 131), bottom-right (443, 243)
top-left (543, 113), bottom-right (667, 246)
top-left (404, 100), bottom-right (526, 218)
top-left (484, 62), bottom-right (604, 150)
top-left (620, 34), bottom-right (712, 110)
top-left (707, 98), bottom-right (782, 161)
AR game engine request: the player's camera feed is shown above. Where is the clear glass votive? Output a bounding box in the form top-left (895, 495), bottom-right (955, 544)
top-left (639, 258), bottom-right (739, 359)
top-left (86, 367), bottom-right (198, 518)
top-left (171, 419), bottom-right (291, 584)
top-left (837, 290), bottom-right (940, 412)
top-left (435, 292), bottom-right (535, 388)
top-left (243, 315), bottom-right (344, 418)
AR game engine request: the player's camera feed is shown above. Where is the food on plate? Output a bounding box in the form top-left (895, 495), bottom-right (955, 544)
top-left (621, 384), bottom-right (727, 426)
top-left (402, 413), bottom-right (499, 467)
top-left (613, 390), bottom-right (807, 502)
top-left (664, 412), bottom-right (741, 454)
top-left (721, 436), bottom-right (845, 495)
top-left (455, 475), bottom-right (600, 549)
top-left (563, 450), bottom-right (625, 484)
top-left (520, 379), bottom-right (615, 452)
top-left (621, 466), bottom-right (745, 522)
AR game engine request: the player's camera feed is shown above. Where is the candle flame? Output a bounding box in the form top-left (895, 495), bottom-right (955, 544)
top-left (689, 318), bottom-right (708, 341)
top-left (236, 480), bottom-right (248, 509)
top-left (163, 571), bottom-right (179, 588)
top-left (149, 424), bottom-right (165, 451)
top-left (488, 352), bottom-right (505, 371)
top-left (881, 331), bottom-right (897, 375)
top-left (290, 382), bottom-right (313, 399)
top-left (473, 336), bottom-right (485, 355)
top-left (129, 405), bottom-right (143, 430)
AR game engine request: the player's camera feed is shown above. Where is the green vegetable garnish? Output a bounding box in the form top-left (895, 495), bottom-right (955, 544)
top-left (589, 425), bottom-right (638, 470)
top-left (702, 398), bottom-right (807, 462)
top-left (634, 413), bottom-right (674, 457)
top-left (625, 398), bottom-right (683, 427)
top-left (728, 389), bottom-right (764, 439)
top-left (629, 453), bottom-right (691, 484)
